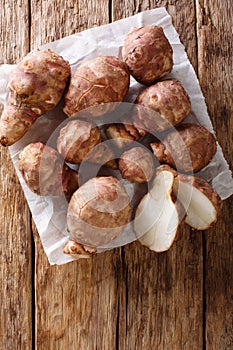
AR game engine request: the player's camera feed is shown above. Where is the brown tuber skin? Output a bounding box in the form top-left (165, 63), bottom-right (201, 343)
top-left (122, 25), bottom-right (173, 85)
top-left (63, 56), bottom-right (130, 117)
top-left (63, 240), bottom-right (96, 259)
top-left (135, 80), bottom-right (191, 132)
top-left (18, 142), bottom-right (79, 197)
top-left (151, 123), bottom-right (217, 172)
top-left (57, 119), bottom-right (117, 168)
top-left (84, 142), bottom-right (118, 169)
top-left (105, 117), bottom-right (147, 149)
top-left (57, 119), bottom-right (101, 164)
top-left (119, 147), bottom-right (154, 183)
top-left (67, 176), bottom-right (131, 247)
top-left (0, 50), bottom-right (71, 146)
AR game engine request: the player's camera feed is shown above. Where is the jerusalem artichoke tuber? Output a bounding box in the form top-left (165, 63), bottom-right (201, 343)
top-left (122, 25), bottom-right (173, 85)
top-left (0, 49), bottom-right (71, 146)
top-left (67, 176), bottom-right (131, 247)
top-left (63, 56), bottom-right (130, 117)
top-left (18, 142), bottom-right (78, 197)
top-left (151, 123), bottom-right (217, 172)
top-left (135, 80), bottom-right (191, 132)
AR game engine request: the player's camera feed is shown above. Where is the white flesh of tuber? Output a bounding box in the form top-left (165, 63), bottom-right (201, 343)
top-left (134, 169), bottom-right (180, 252)
top-left (172, 175), bottom-right (222, 230)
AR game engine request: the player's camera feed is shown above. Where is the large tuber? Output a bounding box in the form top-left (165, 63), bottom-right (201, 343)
top-left (67, 176), bottom-right (131, 247)
top-left (151, 123), bottom-right (217, 172)
top-left (135, 80), bottom-right (191, 132)
top-left (18, 142), bottom-right (79, 197)
top-left (122, 25), bottom-right (173, 85)
top-left (63, 56), bottom-right (130, 117)
top-left (0, 50), bottom-right (71, 146)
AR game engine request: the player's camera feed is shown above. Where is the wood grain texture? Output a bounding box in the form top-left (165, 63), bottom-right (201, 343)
top-left (0, 1), bottom-right (32, 349)
top-left (196, 1), bottom-right (233, 349)
top-left (30, 0), bottom-right (110, 49)
top-left (29, 1), bottom-right (120, 349)
top-left (0, 0), bottom-right (232, 349)
top-left (113, 1), bottom-right (203, 349)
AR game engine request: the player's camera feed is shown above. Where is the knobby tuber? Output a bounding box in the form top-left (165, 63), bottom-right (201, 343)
top-left (57, 119), bottom-right (101, 164)
top-left (67, 176), bottom-right (131, 247)
top-left (84, 142), bottom-right (118, 169)
top-left (18, 142), bottom-right (79, 197)
top-left (105, 116), bottom-right (147, 149)
top-left (135, 80), bottom-right (191, 132)
top-left (63, 56), bottom-right (130, 117)
top-left (151, 123), bottom-right (217, 172)
top-left (57, 119), bottom-right (117, 168)
top-left (63, 240), bottom-right (96, 259)
top-left (119, 146), bottom-right (154, 183)
top-left (0, 50), bottom-right (71, 146)
top-left (122, 25), bottom-right (173, 85)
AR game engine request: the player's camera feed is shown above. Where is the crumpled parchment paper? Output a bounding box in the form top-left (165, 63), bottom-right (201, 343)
top-left (0, 7), bottom-right (232, 265)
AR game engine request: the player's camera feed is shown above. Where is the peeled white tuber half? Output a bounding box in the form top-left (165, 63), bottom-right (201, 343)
top-left (173, 174), bottom-right (223, 230)
top-left (134, 167), bottom-right (182, 252)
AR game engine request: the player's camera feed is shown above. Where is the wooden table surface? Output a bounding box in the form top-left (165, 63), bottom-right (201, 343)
top-left (0, 1), bottom-right (232, 349)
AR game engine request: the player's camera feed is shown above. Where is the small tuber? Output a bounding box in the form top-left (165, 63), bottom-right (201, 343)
top-left (119, 146), bottom-right (154, 183)
top-left (135, 80), bottom-right (191, 132)
top-left (105, 116), bottom-right (147, 149)
top-left (67, 176), bottom-right (131, 247)
top-left (63, 56), bottom-right (130, 117)
top-left (57, 119), bottom-right (117, 168)
top-left (57, 119), bottom-right (101, 164)
top-left (0, 50), bottom-right (71, 146)
top-left (151, 123), bottom-right (217, 172)
top-left (63, 240), bottom-right (96, 259)
top-left (18, 142), bottom-right (79, 197)
top-left (122, 25), bottom-right (173, 85)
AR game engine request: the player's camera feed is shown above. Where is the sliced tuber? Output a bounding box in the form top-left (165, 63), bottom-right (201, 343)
top-left (173, 174), bottom-right (223, 230)
top-left (134, 167), bottom-right (182, 252)
top-left (18, 142), bottom-right (79, 197)
top-left (151, 123), bottom-right (217, 172)
top-left (0, 50), bottom-right (71, 146)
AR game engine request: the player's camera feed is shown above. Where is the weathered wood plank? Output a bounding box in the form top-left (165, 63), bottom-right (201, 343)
top-left (1, 1), bottom-right (231, 349)
top-left (196, 0), bottom-right (233, 349)
top-left (30, 0), bottom-right (110, 49)
top-left (0, 1), bottom-right (32, 349)
top-left (29, 1), bottom-right (122, 349)
top-left (113, 1), bottom-right (204, 349)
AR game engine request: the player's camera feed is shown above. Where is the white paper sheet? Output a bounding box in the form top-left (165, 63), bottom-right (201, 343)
top-left (0, 8), bottom-right (232, 265)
